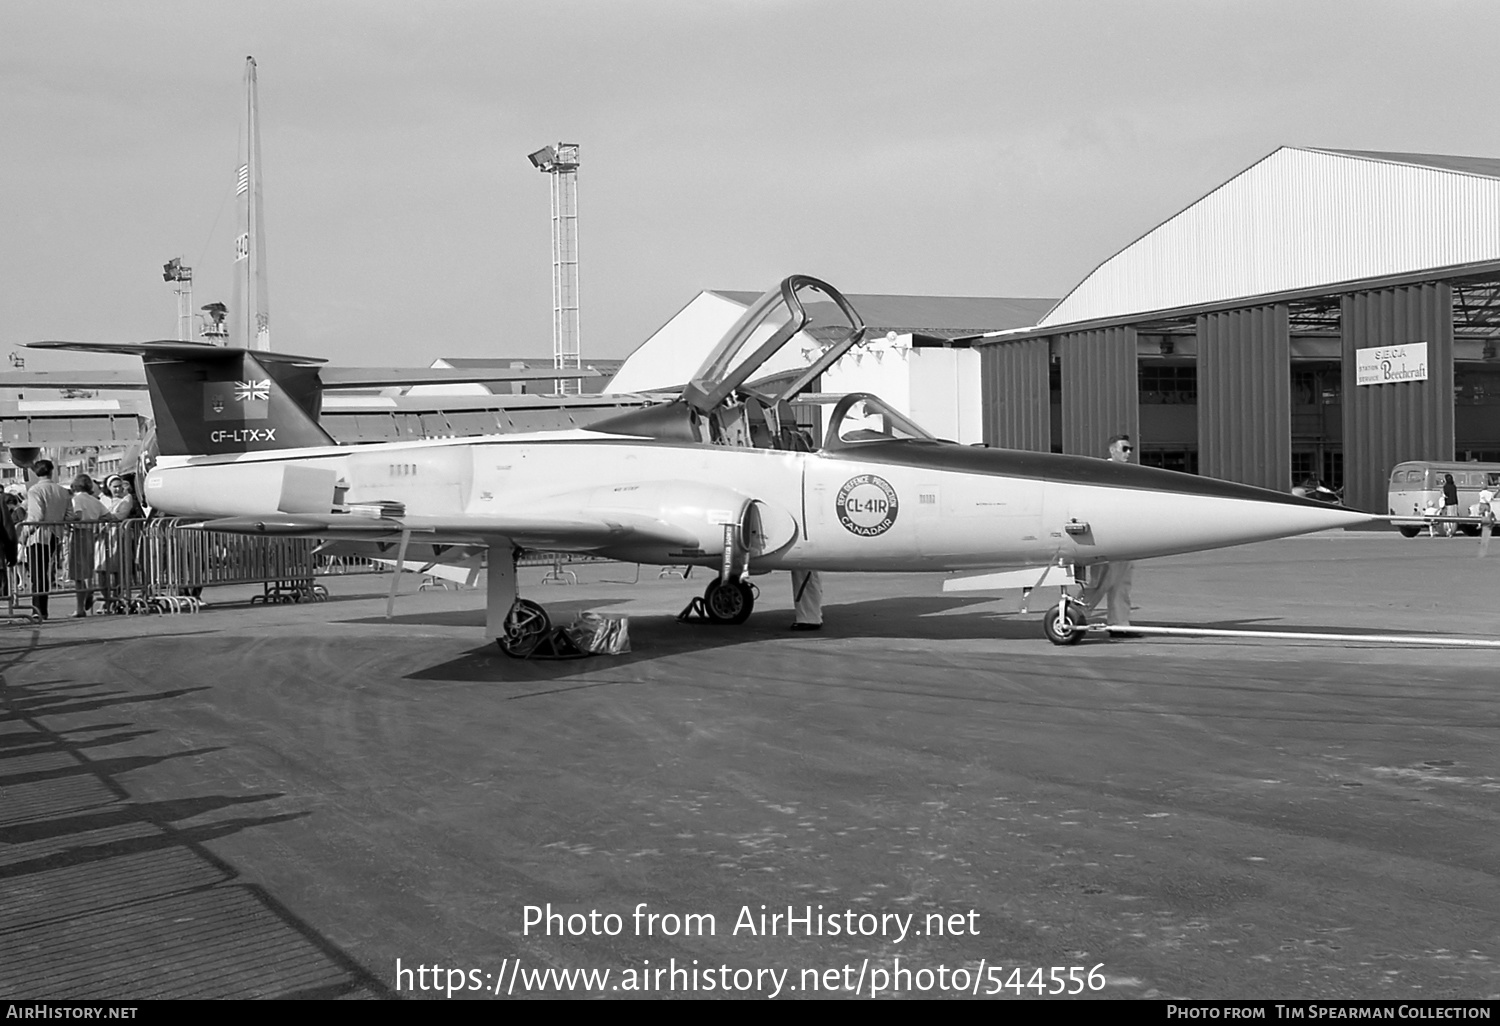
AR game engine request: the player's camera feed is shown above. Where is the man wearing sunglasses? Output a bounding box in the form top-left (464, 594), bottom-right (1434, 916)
top-left (1079, 434), bottom-right (1139, 637)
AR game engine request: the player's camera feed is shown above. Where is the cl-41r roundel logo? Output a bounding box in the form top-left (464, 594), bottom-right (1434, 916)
top-left (836, 474), bottom-right (899, 537)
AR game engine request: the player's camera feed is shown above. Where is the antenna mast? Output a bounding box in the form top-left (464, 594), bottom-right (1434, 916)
top-left (232, 56), bottom-right (271, 351)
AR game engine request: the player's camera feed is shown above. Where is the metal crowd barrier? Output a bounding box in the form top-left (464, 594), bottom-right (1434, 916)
top-left (517, 550), bottom-right (610, 568)
top-left (3, 517), bottom-right (622, 624)
top-left (6, 518), bottom-right (151, 621)
top-left (139, 517), bottom-right (330, 607)
top-left (5, 517), bottom-right (338, 620)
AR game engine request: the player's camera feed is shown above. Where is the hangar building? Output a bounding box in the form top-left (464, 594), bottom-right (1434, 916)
top-left (976, 147), bottom-right (1500, 513)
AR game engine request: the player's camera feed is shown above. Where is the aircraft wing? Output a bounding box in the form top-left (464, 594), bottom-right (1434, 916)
top-left (195, 510), bottom-right (702, 553)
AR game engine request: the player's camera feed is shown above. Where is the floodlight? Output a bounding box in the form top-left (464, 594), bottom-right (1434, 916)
top-left (527, 146), bottom-right (557, 171)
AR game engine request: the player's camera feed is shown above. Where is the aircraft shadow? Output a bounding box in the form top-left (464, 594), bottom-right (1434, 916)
top-left (400, 590), bottom-right (1481, 684)
top-left (406, 595), bottom-right (1053, 683)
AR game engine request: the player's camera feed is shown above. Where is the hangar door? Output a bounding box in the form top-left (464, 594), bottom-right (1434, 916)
top-left (1340, 283), bottom-right (1454, 514)
top-left (1197, 304), bottom-right (1291, 491)
top-left (1057, 327), bottom-right (1139, 457)
top-left (980, 337), bottom-right (1049, 451)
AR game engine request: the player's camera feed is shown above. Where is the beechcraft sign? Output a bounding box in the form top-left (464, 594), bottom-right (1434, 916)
top-left (1356, 342), bottom-right (1428, 386)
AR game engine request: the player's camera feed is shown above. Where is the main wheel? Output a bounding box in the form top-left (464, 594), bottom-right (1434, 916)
top-left (703, 578), bottom-right (754, 624)
top-left (1042, 601), bottom-right (1086, 646)
top-left (1397, 525), bottom-right (1421, 538)
top-left (498, 598), bottom-right (550, 656)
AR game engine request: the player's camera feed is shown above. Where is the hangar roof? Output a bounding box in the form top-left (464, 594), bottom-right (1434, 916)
top-left (1317, 149), bottom-right (1500, 179)
top-left (1033, 146), bottom-right (1500, 331)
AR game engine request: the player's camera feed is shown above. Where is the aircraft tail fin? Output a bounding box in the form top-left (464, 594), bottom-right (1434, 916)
top-left (27, 341), bottom-right (335, 456)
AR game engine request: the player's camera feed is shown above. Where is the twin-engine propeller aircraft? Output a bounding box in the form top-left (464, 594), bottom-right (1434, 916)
top-left (32, 275), bottom-right (1374, 650)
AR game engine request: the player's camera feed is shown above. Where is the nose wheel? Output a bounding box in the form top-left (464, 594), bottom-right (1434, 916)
top-left (1042, 596), bottom-right (1087, 646)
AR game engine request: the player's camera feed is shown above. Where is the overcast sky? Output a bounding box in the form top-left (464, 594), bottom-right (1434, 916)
top-left (4, 0), bottom-right (1499, 372)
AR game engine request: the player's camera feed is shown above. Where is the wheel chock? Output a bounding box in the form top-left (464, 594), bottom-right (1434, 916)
top-left (497, 626), bottom-right (589, 660)
top-left (677, 596), bottom-right (711, 622)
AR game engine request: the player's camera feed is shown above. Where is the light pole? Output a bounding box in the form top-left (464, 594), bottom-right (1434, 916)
top-left (527, 143), bottom-right (581, 394)
top-left (163, 257), bottom-right (194, 341)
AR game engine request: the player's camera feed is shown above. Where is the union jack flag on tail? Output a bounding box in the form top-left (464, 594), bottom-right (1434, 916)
top-left (235, 379), bottom-right (270, 402)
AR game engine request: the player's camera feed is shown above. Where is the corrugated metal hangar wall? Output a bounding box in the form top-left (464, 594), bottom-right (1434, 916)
top-left (981, 338), bottom-right (1049, 451)
top-left (1197, 304), bottom-right (1290, 492)
top-left (1340, 283), bottom-right (1454, 513)
top-left (1057, 327), bottom-right (1140, 457)
top-left (981, 328), bottom-right (1143, 457)
top-left (977, 285), bottom-right (1460, 513)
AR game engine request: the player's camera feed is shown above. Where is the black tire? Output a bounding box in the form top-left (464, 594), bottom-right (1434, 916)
top-left (1397, 525), bottom-right (1421, 538)
top-left (498, 598), bottom-right (550, 657)
top-left (703, 578), bottom-right (754, 625)
top-left (1042, 602), bottom-right (1086, 646)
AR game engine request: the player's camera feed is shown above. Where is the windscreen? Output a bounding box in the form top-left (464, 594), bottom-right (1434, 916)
top-left (826, 393), bottom-right (936, 448)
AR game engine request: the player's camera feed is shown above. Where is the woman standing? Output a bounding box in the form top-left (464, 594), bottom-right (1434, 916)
top-left (69, 475), bottom-right (107, 617)
top-left (99, 475), bottom-right (143, 608)
top-left (1440, 473), bottom-right (1459, 537)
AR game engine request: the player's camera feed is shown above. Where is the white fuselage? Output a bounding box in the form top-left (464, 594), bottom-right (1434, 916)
top-left (147, 430), bottom-right (1373, 572)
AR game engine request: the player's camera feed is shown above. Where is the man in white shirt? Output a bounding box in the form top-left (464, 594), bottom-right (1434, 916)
top-left (23, 459), bottom-right (72, 620)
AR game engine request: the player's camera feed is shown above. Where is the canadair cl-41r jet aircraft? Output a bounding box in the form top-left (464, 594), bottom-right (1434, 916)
top-left (32, 275), bottom-right (1373, 650)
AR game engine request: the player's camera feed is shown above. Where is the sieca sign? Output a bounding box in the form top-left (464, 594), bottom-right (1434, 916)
top-left (1355, 342), bottom-right (1428, 386)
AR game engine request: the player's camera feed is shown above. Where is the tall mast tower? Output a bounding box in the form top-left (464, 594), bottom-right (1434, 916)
top-left (231, 56), bottom-right (271, 351)
top-left (527, 143), bottom-right (581, 394)
top-left (162, 258), bottom-right (193, 341)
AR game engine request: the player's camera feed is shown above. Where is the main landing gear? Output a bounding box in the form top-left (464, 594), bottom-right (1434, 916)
top-left (678, 519), bottom-right (759, 625)
top-left (679, 576), bottom-right (757, 624)
top-left (486, 546), bottom-right (587, 659)
top-left (497, 597), bottom-right (587, 659)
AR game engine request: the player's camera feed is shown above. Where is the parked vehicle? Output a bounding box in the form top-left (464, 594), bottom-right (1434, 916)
top-left (1387, 461), bottom-right (1500, 537)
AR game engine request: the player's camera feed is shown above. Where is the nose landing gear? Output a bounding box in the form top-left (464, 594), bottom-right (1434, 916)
top-left (1042, 594), bottom-right (1089, 646)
